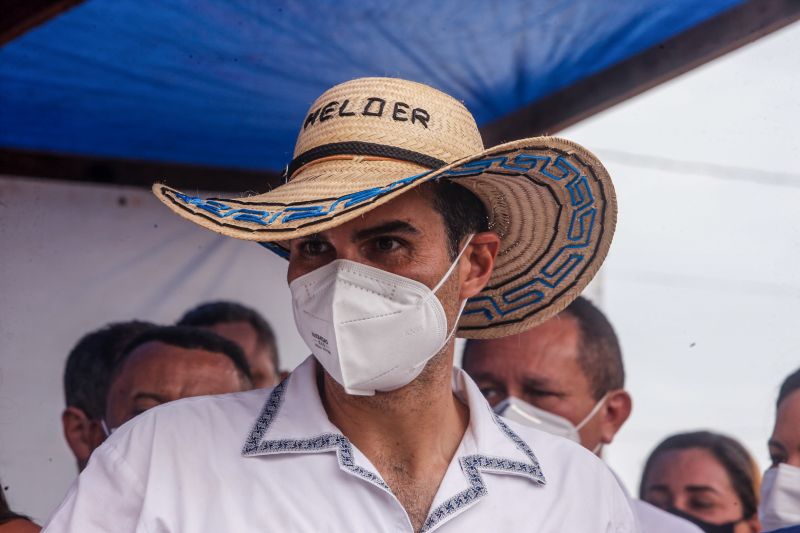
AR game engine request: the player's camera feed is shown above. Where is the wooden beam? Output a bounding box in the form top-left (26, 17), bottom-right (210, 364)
top-left (0, 0), bottom-right (85, 46)
top-left (0, 147), bottom-right (283, 193)
top-left (480, 0), bottom-right (800, 145)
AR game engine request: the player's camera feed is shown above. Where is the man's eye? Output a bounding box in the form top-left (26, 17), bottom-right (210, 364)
top-left (478, 386), bottom-right (505, 403)
top-left (301, 240), bottom-right (331, 255)
top-left (373, 237), bottom-right (401, 252)
top-left (478, 386), bottom-right (497, 399)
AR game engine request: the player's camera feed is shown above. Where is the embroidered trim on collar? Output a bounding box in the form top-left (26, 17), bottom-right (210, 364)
top-left (241, 381), bottom-right (389, 491)
top-left (420, 414), bottom-right (546, 532)
top-left (243, 380), bottom-right (546, 532)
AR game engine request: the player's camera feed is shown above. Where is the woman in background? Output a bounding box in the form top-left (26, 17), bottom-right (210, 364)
top-left (640, 431), bottom-right (761, 533)
top-left (760, 368), bottom-right (800, 532)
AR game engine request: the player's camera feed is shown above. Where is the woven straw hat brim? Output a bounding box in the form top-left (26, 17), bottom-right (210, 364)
top-left (153, 136), bottom-right (616, 339)
top-left (153, 158), bottom-right (433, 244)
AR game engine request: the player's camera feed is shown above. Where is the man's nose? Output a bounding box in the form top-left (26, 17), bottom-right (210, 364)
top-left (331, 241), bottom-right (368, 264)
top-left (334, 245), bottom-right (359, 262)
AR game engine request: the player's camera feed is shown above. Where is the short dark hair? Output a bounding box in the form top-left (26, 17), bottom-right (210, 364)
top-left (431, 180), bottom-right (489, 260)
top-left (640, 431), bottom-right (760, 519)
top-left (64, 321), bottom-right (156, 419)
top-left (561, 296), bottom-right (625, 400)
top-left (177, 301), bottom-right (278, 366)
top-left (113, 325), bottom-right (253, 387)
top-left (777, 367), bottom-right (800, 407)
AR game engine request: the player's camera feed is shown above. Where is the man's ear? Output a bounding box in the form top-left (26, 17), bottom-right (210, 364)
top-left (62, 407), bottom-right (105, 471)
top-left (599, 389), bottom-right (632, 445)
top-left (459, 231), bottom-right (500, 300)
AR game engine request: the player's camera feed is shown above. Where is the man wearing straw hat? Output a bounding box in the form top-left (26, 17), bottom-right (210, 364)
top-left (44, 78), bottom-right (635, 532)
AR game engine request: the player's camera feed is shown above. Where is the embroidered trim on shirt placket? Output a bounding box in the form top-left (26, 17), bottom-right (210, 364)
top-left (242, 380), bottom-right (390, 491)
top-left (420, 414), bottom-right (546, 532)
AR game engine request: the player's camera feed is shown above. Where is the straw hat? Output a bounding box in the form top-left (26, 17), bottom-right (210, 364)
top-left (153, 77), bottom-right (616, 339)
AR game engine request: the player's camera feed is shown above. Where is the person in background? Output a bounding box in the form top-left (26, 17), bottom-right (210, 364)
top-left (640, 431), bottom-right (761, 533)
top-left (177, 301), bottom-right (281, 388)
top-left (61, 321), bottom-right (156, 470)
top-left (760, 368), bottom-right (800, 532)
top-left (462, 295), bottom-right (702, 533)
top-left (103, 326), bottom-right (253, 431)
top-left (0, 483), bottom-right (39, 533)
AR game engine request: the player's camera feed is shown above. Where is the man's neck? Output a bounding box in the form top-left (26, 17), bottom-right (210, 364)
top-left (319, 347), bottom-right (469, 476)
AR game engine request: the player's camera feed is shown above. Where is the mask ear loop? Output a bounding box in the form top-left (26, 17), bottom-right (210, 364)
top-left (431, 234), bottom-right (475, 294)
top-left (434, 234), bottom-right (475, 349)
top-left (410, 234), bottom-right (476, 366)
top-left (575, 392), bottom-right (609, 433)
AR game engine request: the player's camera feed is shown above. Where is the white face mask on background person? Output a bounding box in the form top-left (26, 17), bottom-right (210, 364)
top-left (759, 462), bottom-right (800, 530)
top-left (494, 395), bottom-right (608, 453)
top-left (290, 236), bottom-right (473, 396)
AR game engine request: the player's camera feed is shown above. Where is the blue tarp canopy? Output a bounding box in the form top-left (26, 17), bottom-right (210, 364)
top-left (0, 0), bottom-right (746, 173)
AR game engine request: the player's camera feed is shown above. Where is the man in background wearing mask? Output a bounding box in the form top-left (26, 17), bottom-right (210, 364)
top-left (463, 296), bottom-right (702, 533)
top-left (762, 367), bottom-right (800, 532)
top-left (44, 78), bottom-right (635, 532)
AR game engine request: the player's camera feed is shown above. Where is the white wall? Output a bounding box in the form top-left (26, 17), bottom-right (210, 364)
top-left (0, 176), bottom-right (308, 521)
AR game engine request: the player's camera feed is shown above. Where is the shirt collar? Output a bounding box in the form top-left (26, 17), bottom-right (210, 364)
top-left (242, 356), bottom-right (546, 500)
top-left (450, 363), bottom-right (546, 483)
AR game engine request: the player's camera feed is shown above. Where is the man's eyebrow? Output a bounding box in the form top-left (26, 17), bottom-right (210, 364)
top-left (768, 439), bottom-right (788, 452)
top-left (645, 484), bottom-right (670, 494)
top-left (352, 220), bottom-right (420, 242)
top-left (521, 375), bottom-right (556, 389)
top-left (132, 392), bottom-right (169, 404)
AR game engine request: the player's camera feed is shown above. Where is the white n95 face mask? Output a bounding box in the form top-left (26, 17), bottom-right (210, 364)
top-left (289, 236), bottom-right (472, 396)
top-left (760, 462), bottom-right (800, 530)
top-left (495, 395), bottom-right (607, 452)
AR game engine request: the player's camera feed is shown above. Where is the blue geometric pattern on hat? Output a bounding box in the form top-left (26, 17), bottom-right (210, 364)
top-left (170, 169), bottom-right (432, 227)
top-left (449, 153), bottom-right (599, 322)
